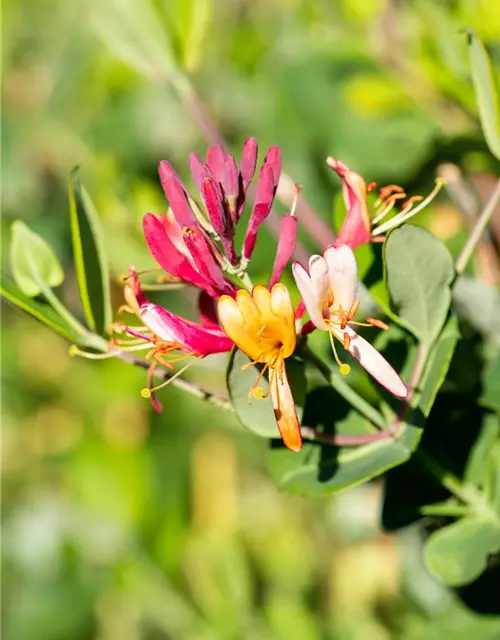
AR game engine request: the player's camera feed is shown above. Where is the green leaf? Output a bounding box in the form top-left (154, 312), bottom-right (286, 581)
top-left (453, 277), bottom-right (500, 344)
top-left (227, 349), bottom-right (306, 440)
top-left (481, 356), bottom-right (500, 411)
top-left (424, 516), bottom-right (500, 586)
top-left (10, 220), bottom-right (64, 297)
top-left (385, 225), bottom-right (454, 346)
top-left (68, 168), bottom-right (112, 335)
top-left (267, 387), bottom-right (421, 496)
top-left (89, 0), bottom-right (176, 83)
top-left (466, 30), bottom-right (500, 160)
top-left (418, 314), bottom-right (460, 417)
top-left (465, 412), bottom-right (499, 490)
top-left (1, 276), bottom-right (82, 343)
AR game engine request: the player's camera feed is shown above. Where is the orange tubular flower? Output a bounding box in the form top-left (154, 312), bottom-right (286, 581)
top-left (217, 284), bottom-right (302, 453)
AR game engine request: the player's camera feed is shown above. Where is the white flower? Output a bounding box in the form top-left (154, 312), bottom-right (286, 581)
top-left (292, 245), bottom-right (407, 398)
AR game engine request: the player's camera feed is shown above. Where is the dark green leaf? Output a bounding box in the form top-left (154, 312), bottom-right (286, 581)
top-left (1, 276), bottom-right (82, 343)
top-left (227, 349), bottom-right (306, 440)
top-left (68, 167), bottom-right (112, 335)
top-left (267, 387), bottom-right (421, 496)
top-left (453, 277), bottom-right (500, 344)
top-left (418, 314), bottom-right (460, 417)
top-left (10, 220), bottom-right (64, 297)
top-left (466, 29), bottom-right (500, 160)
top-left (465, 413), bottom-right (499, 490)
top-left (424, 516), bottom-right (500, 586)
top-left (384, 225), bottom-right (454, 346)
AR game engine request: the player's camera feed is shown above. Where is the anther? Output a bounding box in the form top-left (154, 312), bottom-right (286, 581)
top-left (347, 299), bottom-right (360, 321)
top-left (340, 314), bottom-right (348, 330)
top-left (401, 195), bottom-right (423, 211)
top-left (366, 181), bottom-right (377, 192)
top-left (367, 317), bottom-right (389, 331)
top-left (326, 288), bottom-right (334, 308)
top-left (343, 333), bottom-right (351, 350)
top-left (253, 387), bottom-right (265, 399)
top-left (141, 388), bottom-right (152, 398)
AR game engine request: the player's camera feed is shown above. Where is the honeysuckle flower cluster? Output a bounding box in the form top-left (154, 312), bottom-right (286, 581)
top-left (80, 138), bottom-right (440, 453)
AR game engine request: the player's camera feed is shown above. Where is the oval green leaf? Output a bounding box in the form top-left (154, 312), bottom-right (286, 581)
top-left (68, 168), bottom-right (112, 336)
top-left (385, 225), bottom-right (454, 346)
top-left (227, 348), bottom-right (306, 440)
top-left (267, 387), bottom-right (422, 496)
top-left (10, 220), bottom-right (64, 297)
top-left (424, 516), bottom-right (500, 586)
top-left (1, 276), bottom-right (82, 343)
top-left (466, 30), bottom-right (500, 161)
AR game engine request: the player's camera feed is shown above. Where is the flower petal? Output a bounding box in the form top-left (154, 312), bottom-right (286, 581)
top-left (140, 303), bottom-right (233, 354)
top-left (292, 261), bottom-right (328, 331)
top-left (328, 158), bottom-right (371, 250)
top-left (218, 295), bottom-right (262, 361)
top-left (323, 245), bottom-right (359, 313)
top-left (333, 326), bottom-right (408, 398)
top-left (309, 254), bottom-right (329, 302)
top-left (269, 366), bottom-right (302, 453)
top-left (270, 283), bottom-right (296, 357)
top-left (143, 214), bottom-right (212, 293)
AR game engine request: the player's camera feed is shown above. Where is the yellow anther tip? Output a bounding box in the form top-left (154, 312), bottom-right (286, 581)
top-left (252, 387), bottom-right (265, 399)
top-left (339, 363), bottom-right (351, 376)
top-left (69, 345), bottom-right (78, 357)
top-left (140, 388), bottom-right (152, 399)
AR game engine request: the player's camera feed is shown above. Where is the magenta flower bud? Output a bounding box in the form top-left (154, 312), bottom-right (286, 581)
top-left (158, 161), bottom-right (196, 227)
top-left (182, 227), bottom-right (229, 293)
top-left (201, 176), bottom-right (227, 237)
top-left (206, 144), bottom-right (226, 185)
top-left (223, 154), bottom-right (240, 220)
top-left (268, 214), bottom-right (298, 288)
top-left (240, 137), bottom-right (258, 189)
top-left (263, 146), bottom-right (282, 189)
top-left (242, 163), bottom-right (275, 261)
top-left (189, 152), bottom-right (204, 192)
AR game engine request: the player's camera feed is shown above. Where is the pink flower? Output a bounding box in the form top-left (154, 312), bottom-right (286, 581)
top-left (118, 269), bottom-right (233, 411)
top-left (292, 245), bottom-right (408, 399)
top-left (327, 158), bottom-right (444, 251)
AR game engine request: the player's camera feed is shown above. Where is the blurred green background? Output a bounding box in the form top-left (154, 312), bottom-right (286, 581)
top-left (3, 0), bottom-right (500, 638)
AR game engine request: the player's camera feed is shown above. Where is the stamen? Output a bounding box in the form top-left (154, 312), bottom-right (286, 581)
top-left (326, 288), bottom-right (334, 308)
top-left (248, 362), bottom-right (271, 403)
top-left (371, 193), bottom-right (406, 225)
top-left (141, 359), bottom-right (195, 397)
top-left (343, 332), bottom-right (351, 350)
top-left (328, 330), bottom-right (351, 376)
top-left (375, 184), bottom-right (405, 206)
top-left (347, 299), bottom-right (360, 321)
top-left (367, 317), bottom-right (389, 331)
top-left (372, 178), bottom-right (445, 236)
top-left (69, 345), bottom-right (116, 359)
top-left (366, 181), bottom-right (377, 192)
top-left (401, 195), bottom-right (423, 211)
top-left (340, 314), bottom-right (348, 330)
top-left (289, 184), bottom-right (302, 217)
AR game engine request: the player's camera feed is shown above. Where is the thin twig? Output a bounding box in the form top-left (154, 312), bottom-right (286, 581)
top-left (455, 178), bottom-right (500, 277)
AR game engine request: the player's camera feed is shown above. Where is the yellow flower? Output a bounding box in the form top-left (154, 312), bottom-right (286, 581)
top-left (218, 284), bottom-right (302, 453)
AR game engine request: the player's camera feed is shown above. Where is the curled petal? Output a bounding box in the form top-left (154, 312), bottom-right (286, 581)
top-left (309, 255), bottom-right (330, 303)
top-left (269, 366), bottom-right (302, 453)
top-left (328, 158), bottom-right (371, 250)
top-left (333, 325), bottom-right (408, 399)
top-left (269, 214), bottom-right (297, 289)
top-left (140, 303), bottom-right (233, 355)
top-left (270, 283), bottom-right (296, 357)
top-left (323, 245), bottom-right (359, 313)
top-left (292, 261), bottom-right (328, 331)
